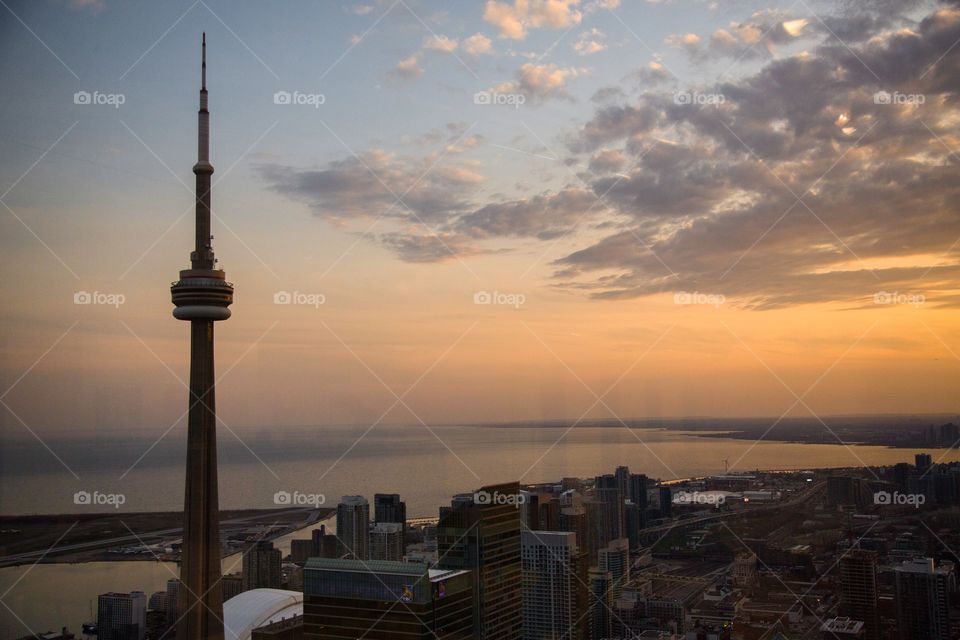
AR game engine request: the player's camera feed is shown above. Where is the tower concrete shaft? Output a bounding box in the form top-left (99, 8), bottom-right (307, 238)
top-left (171, 33), bottom-right (233, 640)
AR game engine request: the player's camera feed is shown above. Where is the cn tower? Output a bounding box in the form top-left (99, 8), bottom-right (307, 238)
top-left (171, 33), bottom-right (232, 640)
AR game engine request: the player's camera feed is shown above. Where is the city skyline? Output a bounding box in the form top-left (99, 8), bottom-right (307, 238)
top-left (2, 0), bottom-right (960, 438)
top-left (3, 2), bottom-right (960, 639)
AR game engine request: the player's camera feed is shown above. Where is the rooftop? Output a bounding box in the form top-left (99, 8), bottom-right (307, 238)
top-left (820, 617), bottom-right (865, 633)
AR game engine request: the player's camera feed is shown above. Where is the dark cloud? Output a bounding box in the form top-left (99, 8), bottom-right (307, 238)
top-left (588, 148), bottom-right (627, 173)
top-left (554, 4), bottom-right (960, 307)
top-left (378, 231), bottom-right (479, 263)
top-left (567, 103), bottom-right (661, 152)
top-left (456, 187), bottom-right (598, 240)
top-left (258, 150), bottom-right (483, 226)
top-left (668, 0), bottom-right (939, 64)
top-left (591, 85), bottom-right (628, 104)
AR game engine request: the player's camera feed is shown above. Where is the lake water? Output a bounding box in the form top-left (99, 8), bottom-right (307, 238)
top-left (1, 424), bottom-right (957, 636)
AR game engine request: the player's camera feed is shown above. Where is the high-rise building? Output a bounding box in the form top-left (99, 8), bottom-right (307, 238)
top-left (148, 591), bottom-right (167, 612)
top-left (520, 490), bottom-right (541, 531)
top-left (658, 486), bottom-right (672, 518)
top-left (838, 549), bottom-right (879, 640)
top-left (302, 558), bottom-right (474, 639)
top-left (164, 579), bottom-right (179, 629)
top-left (290, 539), bottom-right (314, 564)
top-left (598, 538), bottom-right (630, 600)
top-left (893, 463), bottom-right (912, 491)
top-left (221, 573), bottom-right (243, 601)
top-left (243, 541), bottom-right (282, 591)
top-left (374, 493), bottom-right (407, 525)
top-left (311, 524), bottom-right (338, 558)
top-left (623, 501), bottom-right (642, 551)
top-left (521, 489), bottom-right (562, 532)
top-left (558, 490), bottom-right (588, 551)
top-left (915, 453), bottom-right (933, 472)
top-left (97, 591), bottom-right (146, 640)
top-left (337, 496), bottom-right (370, 560)
top-left (594, 474), bottom-right (624, 541)
top-left (588, 569), bottom-right (613, 640)
top-left (614, 466), bottom-right (630, 504)
top-left (521, 530), bottom-right (588, 640)
top-left (437, 482), bottom-right (523, 640)
top-left (369, 521), bottom-right (405, 561)
top-left (628, 474), bottom-right (649, 511)
top-left (895, 557), bottom-right (951, 640)
top-left (171, 34), bottom-right (234, 640)
top-left (827, 476), bottom-right (868, 508)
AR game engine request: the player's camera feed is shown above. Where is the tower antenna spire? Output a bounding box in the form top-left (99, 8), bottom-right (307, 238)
top-left (192, 32), bottom-right (213, 267)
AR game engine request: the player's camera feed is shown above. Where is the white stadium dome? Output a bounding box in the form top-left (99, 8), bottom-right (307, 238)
top-left (223, 588), bottom-right (303, 640)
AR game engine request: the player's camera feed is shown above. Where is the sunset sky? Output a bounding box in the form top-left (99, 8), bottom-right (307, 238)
top-left (1, 0), bottom-right (959, 437)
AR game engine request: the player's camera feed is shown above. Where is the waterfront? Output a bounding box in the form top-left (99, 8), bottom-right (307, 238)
top-left (0, 518), bottom-right (333, 638)
top-left (4, 424), bottom-right (958, 518)
top-left (2, 425), bottom-right (959, 636)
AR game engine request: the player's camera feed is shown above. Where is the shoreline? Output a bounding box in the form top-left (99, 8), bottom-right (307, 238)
top-left (0, 506), bottom-right (333, 569)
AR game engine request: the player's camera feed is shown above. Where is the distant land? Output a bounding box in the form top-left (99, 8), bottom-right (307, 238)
top-left (468, 414), bottom-right (960, 449)
top-left (5, 414), bottom-right (958, 450)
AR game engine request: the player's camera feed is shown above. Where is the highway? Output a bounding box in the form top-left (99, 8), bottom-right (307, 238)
top-left (637, 481), bottom-right (826, 538)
